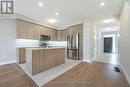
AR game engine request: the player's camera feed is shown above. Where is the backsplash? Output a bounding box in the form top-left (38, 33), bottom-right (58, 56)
top-left (47, 41), bottom-right (67, 47)
top-left (16, 39), bottom-right (67, 48)
top-left (16, 39), bottom-right (39, 47)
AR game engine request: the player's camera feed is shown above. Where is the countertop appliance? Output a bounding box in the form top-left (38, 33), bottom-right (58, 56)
top-left (67, 34), bottom-right (79, 60)
top-left (39, 35), bottom-right (50, 47)
top-left (39, 41), bottom-right (48, 47)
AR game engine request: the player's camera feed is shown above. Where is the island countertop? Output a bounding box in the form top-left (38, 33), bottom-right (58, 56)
top-left (26, 47), bottom-right (65, 50)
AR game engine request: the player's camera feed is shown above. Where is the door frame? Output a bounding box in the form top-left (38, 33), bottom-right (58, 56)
top-left (101, 31), bottom-right (118, 55)
top-left (103, 36), bottom-right (113, 53)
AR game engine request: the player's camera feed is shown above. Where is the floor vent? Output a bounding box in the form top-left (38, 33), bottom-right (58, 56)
top-left (114, 67), bottom-right (121, 73)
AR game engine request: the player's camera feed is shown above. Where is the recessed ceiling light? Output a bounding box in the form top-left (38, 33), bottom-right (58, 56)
top-left (47, 18), bottom-right (57, 23)
top-left (38, 2), bottom-right (43, 7)
top-left (100, 2), bottom-right (105, 7)
top-left (55, 12), bottom-right (59, 16)
top-left (103, 19), bottom-right (112, 23)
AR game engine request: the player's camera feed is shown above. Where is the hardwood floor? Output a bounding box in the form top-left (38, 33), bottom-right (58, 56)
top-left (42, 62), bottom-right (130, 87)
top-left (0, 63), bottom-right (38, 87)
top-left (0, 62), bottom-right (129, 87)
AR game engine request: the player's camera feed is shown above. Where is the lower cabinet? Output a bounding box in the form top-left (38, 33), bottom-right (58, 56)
top-left (32, 48), bottom-right (65, 75)
top-left (19, 48), bottom-right (26, 64)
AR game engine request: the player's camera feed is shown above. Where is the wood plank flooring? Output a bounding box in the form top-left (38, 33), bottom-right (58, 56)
top-left (0, 63), bottom-right (38, 87)
top-left (42, 62), bottom-right (130, 87)
top-left (0, 62), bottom-right (129, 87)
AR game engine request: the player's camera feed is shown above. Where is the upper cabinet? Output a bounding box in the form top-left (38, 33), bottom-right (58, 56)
top-left (49, 29), bottom-right (57, 40)
top-left (59, 24), bottom-right (83, 41)
top-left (16, 19), bottom-right (57, 40)
top-left (40, 26), bottom-right (57, 40)
top-left (16, 20), bottom-right (27, 39)
top-left (57, 30), bottom-right (62, 41)
top-left (16, 19), bottom-right (82, 41)
top-left (61, 30), bottom-right (69, 41)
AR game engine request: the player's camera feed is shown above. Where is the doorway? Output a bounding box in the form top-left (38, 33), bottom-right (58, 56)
top-left (94, 32), bottom-right (119, 65)
top-left (103, 37), bottom-right (113, 53)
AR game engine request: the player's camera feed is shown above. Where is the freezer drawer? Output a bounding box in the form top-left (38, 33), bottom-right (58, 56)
top-left (67, 49), bottom-right (79, 60)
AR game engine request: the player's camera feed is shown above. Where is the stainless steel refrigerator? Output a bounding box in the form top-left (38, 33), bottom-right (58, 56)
top-left (67, 34), bottom-right (79, 60)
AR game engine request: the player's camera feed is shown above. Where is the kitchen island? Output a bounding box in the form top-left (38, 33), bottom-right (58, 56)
top-left (26, 47), bottom-right (65, 75)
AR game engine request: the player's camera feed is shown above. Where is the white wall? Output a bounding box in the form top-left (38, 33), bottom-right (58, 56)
top-left (119, 0), bottom-right (130, 84)
top-left (95, 24), bottom-right (119, 56)
top-left (0, 18), bottom-right (17, 65)
top-left (83, 18), bottom-right (94, 62)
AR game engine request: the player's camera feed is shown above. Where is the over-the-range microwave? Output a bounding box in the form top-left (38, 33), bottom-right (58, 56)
top-left (40, 35), bottom-right (50, 41)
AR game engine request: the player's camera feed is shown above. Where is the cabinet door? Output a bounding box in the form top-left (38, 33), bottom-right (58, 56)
top-left (19, 48), bottom-right (26, 64)
top-left (57, 30), bottom-right (62, 40)
top-left (26, 23), bottom-right (41, 40)
top-left (32, 50), bottom-right (41, 75)
top-left (62, 30), bottom-right (68, 41)
top-left (41, 26), bottom-right (48, 35)
top-left (46, 49), bottom-right (54, 68)
top-left (40, 50), bottom-right (47, 71)
top-left (16, 20), bottom-right (27, 39)
top-left (26, 22), bottom-right (34, 39)
top-left (50, 29), bottom-right (57, 40)
top-left (33, 25), bottom-right (41, 40)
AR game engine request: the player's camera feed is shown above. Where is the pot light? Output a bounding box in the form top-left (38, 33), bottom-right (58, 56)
top-left (38, 2), bottom-right (43, 7)
top-left (100, 2), bottom-right (105, 7)
top-left (47, 18), bottom-right (57, 23)
top-left (55, 12), bottom-right (59, 16)
top-left (103, 19), bottom-right (113, 23)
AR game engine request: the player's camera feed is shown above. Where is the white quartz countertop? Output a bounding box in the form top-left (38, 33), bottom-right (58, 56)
top-left (26, 47), bottom-right (65, 50)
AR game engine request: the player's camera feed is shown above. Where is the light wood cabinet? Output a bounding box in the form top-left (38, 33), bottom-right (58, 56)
top-left (31, 48), bottom-right (65, 75)
top-left (16, 19), bottom-right (57, 40)
top-left (26, 23), bottom-right (34, 39)
top-left (19, 48), bottom-right (26, 64)
top-left (40, 26), bottom-right (48, 35)
top-left (49, 29), bottom-right (57, 40)
top-left (40, 27), bottom-right (57, 40)
top-left (32, 50), bottom-right (40, 74)
top-left (57, 30), bottom-right (62, 40)
top-left (32, 25), bottom-right (41, 40)
top-left (16, 20), bottom-right (27, 39)
top-left (61, 30), bottom-right (68, 41)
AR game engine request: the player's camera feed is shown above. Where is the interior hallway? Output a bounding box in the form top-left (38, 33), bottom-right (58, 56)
top-left (94, 53), bottom-right (119, 65)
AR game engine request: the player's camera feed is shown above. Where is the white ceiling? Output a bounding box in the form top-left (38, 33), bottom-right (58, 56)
top-left (15, 0), bottom-right (124, 29)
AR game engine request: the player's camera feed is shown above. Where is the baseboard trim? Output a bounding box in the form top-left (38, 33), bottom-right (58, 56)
top-left (0, 61), bottom-right (17, 66)
top-left (120, 64), bottom-right (130, 85)
top-left (83, 59), bottom-right (91, 63)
